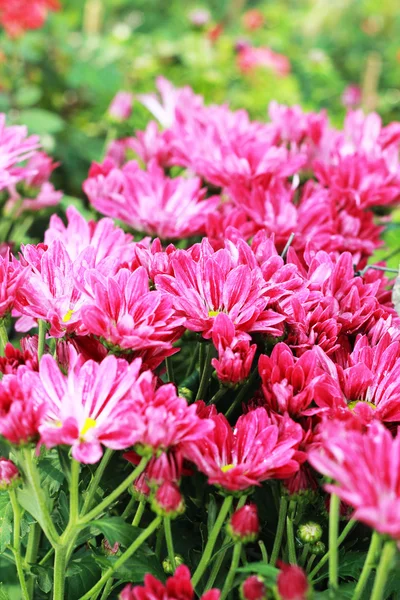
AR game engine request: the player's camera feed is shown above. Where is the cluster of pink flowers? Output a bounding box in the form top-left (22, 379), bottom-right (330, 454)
top-left (2, 79), bottom-right (400, 599)
top-left (0, 114), bottom-right (61, 215)
top-left (0, 0), bottom-right (59, 37)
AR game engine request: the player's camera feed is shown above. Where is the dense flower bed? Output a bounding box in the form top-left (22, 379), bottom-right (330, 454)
top-left (1, 71), bottom-right (400, 599)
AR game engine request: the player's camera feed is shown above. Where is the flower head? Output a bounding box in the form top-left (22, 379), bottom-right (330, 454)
top-left (0, 0), bottom-right (59, 37)
top-left (240, 576), bottom-right (267, 600)
top-left (277, 564), bottom-right (309, 600)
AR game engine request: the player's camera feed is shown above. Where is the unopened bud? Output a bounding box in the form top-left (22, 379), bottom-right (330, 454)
top-left (297, 521), bottom-right (322, 544)
top-left (151, 482), bottom-right (185, 518)
top-left (310, 540), bottom-right (326, 556)
top-left (102, 538), bottom-right (120, 556)
top-left (227, 504), bottom-right (260, 543)
top-left (0, 458), bottom-right (20, 490)
top-left (240, 575), bottom-right (267, 600)
top-left (162, 554), bottom-right (185, 574)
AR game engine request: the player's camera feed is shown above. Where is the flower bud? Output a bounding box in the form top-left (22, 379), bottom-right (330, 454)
top-left (162, 554), bottom-right (185, 574)
top-left (102, 538), bottom-right (120, 556)
top-left (310, 541), bottom-right (325, 556)
top-left (277, 564), bottom-right (309, 600)
top-left (240, 575), bottom-right (267, 600)
top-left (227, 504), bottom-right (260, 543)
top-left (0, 458), bottom-right (20, 490)
top-left (132, 472), bottom-right (151, 501)
top-left (151, 482), bottom-right (185, 518)
top-left (297, 521), bottom-right (322, 544)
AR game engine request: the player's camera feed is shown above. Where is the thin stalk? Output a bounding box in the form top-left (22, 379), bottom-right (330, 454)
top-left (38, 319), bottom-right (47, 360)
top-left (370, 539), bottom-right (397, 600)
top-left (79, 516), bottom-right (162, 600)
top-left (225, 368), bottom-right (259, 419)
top-left (270, 496), bottom-right (288, 566)
top-left (0, 321), bottom-right (8, 355)
top-left (208, 386), bottom-right (228, 406)
top-left (309, 519), bottom-right (356, 581)
top-left (259, 540), bottom-right (268, 563)
top-left (25, 522), bottom-right (41, 599)
top-left (100, 578), bottom-right (114, 600)
top-left (328, 494), bottom-right (340, 590)
top-left (165, 356), bottom-right (175, 384)
top-left (79, 457), bottom-right (149, 525)
top-left (69, 460), bottom-right (80, 525)
top-left (195, 344), bottom-right (214, 401)
top-left (299, 544), bottom-right (309, 567)
top-left (121, 496), bottom-right (136, 520)
top-left (38, 547), bottom-right (54, 566)
top-left (352, 531), bottom-right (382, 600)
top-left (192, 495), bottom-right (234, 587)
top-left (81, 448), bottom-right (114, 515)
top-left (22, 448), bottom-right (59, 545)
top-left (9, 490), bottom-right (30, 600)
top-left (132, 499), bottom-right (146, 527)
top-left (53, 545), bottom-right (68, 600)
top-left (220, 543), bottom-right (242, 600)
top-left (281, 232), bottom-right (295, 259)
top-left (164, 517), bottom-right (176, 573)
top-left (286, 514), bottom-right (297, 565)
top-left (306, 554), bottom-right (316, 574)
top-left (155, 522), bottom-right (164, 560)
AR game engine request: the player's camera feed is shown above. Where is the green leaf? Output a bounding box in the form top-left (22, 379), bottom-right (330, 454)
top-left (0, 502), bottom-right (12, 553)
top-left (0, 584), bottom-right (10, 600)
top-left (17, 109), bottom-right (65, 135)
top-left (66, 555), bottom-right (102, 600)
top-left (31, 565), bottom-right (53, 594)
top-left (237, 562), bottom-right (279, 585)
top-left (17, 485), bottom-right (44, 526)
top-left (207, 494), bottom-right (217, 534)
top-left (338, 551), bottom-right (366, 580)
top-left (89, 517), bottom-right (143, 548)
top-left (94, 546), bottom-right (165, 583)
top-left (60, 196), bottom-right (95, 221)
top-left (39, 455), bottom-right (65, 496)
top-left (14, 86), bottom-right (42, 108)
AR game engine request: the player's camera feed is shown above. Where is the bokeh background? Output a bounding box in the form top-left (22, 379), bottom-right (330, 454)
top-left (1, 0), bottom-right (400, 199)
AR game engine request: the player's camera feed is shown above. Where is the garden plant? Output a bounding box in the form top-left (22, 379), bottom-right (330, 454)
top-left (1, 1), bottom-right (400, 600)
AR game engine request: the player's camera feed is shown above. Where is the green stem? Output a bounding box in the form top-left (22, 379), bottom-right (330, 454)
top-left (225, 368), bottom-right (259, 419)
top-left (81, 448), bottom-right (114, 515)
top-left (220, 543), bottom-right (242, 600)
top-left (79, 457), bottom-right (149, 525)
top-left (185, 342), bottom-right (200, 379)
top-left (208, 386), bottom-right (228, 405)
top-left (25, 522), bottom-right (41, 599)
top-left (370, 539), bottom-right (397, 600)
top-left (53, 545), bottom-right (68, 600)
top-left (328, 494), bottom-right (340, 590)
top-left (306, 554), bottom-right (316, 574)
top-left (299, 544), bottom-right (309, 567)
top-left (164, 517), bottom-right (176, 573)
top-left (38, 319), bottom-right (47, 360)
top-left (0, 321), bottom-right (8, 355)
top-left (165, 356), bottom-right (175, 384)
top-left (195, 344), bottom-right (214, 401)
top-left (259, 540), bottom-right (268, 563)
top-left (155, 522), bottom-right (164, 560)
top-left (22, 448), bottom-right (59, 545)
top-left (9, 490), bottom-right (30, 600)
top-left (79, 516), bottom-right (162, 600)
top-left (286, 514), bottom-right (297, 565)
top-left (38, 547), bottom-right (54, 566)
top-left (192, 495), bottom-right (233, 587)
top-left (270, 496), bottom-right (288, 566)
top-left (352, 531), bottom-right (382, 600)
top-left (132, 499), bottom-right (146, 527)
top-left (309, 519), bottom-right (356, 581)
top-left (69, 460), bottom-right (80, 525)
top-left (100, 578), bottom-right (114, 600)
top-left (121, 496), bottom-right (136, 520)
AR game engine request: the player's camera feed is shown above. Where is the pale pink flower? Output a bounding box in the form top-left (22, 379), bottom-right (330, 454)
top-left (237, 46), bottom-right (291, 77)
top-left (341, 85), bottom-right (362, 108)
top-left (108, 91), bottom-right (133, 121)
top-left (36, 353), bottom-right (145, 463)
top-left (308, 420), bottom-right (400, 540)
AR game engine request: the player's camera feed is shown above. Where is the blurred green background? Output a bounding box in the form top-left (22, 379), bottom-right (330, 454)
top-left (1, 0), bottom-right (400, 200)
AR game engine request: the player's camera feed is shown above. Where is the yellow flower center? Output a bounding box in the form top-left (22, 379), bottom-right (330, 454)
top-left (62, 309), bottom-right (75, 323)
top-left (80, 417), bottom-right (97, 436)
top-left (221, 463), bottom-right (236, 473)
top-left (348, 400), bottom-right (376, 411)
top-left (208, 310), bottom-right (220, 317)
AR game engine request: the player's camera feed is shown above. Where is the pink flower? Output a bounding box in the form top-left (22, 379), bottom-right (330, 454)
top-left (0, 252), bottom-right (28, 318)
top-left (0, 458), bottom-right (20, 490)
top-left (242, 9), bottom-right (265, 31)
top-left (0, 0), bottom-right (59, 37)
top-left (0, 340), bottom-right (38, 374)
top-left (183, 409), bottom-right (302, 492)
top-left (0, 367), bottom-right (46, 445)
top-left (277, 564), bottom-right (309, 600)
top-left (35, 353), bottom-right (146, 464)
top-left (125, 449), bottom-right (184, 488)
top-left (308, 420), bottom-right (400, 540)
top-left (120, 565), bottom-right (220, 600)
top-left (108, 92), bottom-right (133, 121)
top-left (341, 85), bottom-right (362, 108)
top-left (80, 267), bottom-right (185, 369)
top-left (212, 313), bottom-right (256, 385)
top-left (155, 237), bottom-right (287, 339)
top-left (259, 343), bottom-right (322, 417)
top-left (0, 114), bottom-right (39, 190)
top-left (84, 159), bottom-right (219, 240)
top-left (128, 377), bottom-right (214, 455)
top-left (240, 576), bottom-right (267, 600)
top-left (228, 504), bottom-right (260, 542)
top-left (237, 46), bottom-right (291, 77)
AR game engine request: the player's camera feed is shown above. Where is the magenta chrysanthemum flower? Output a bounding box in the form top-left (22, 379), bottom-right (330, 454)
top-left (184, 408), bottom-right (302, 491)
top-left (0, 114), bottom-right (39, 190)
top-left (155, 237), bottom-right (288, 339)
top-left (0, 252), bottom-right (28, 318)
top-left (80, 266), bottom-right (185, 368)
top-left (211, 313), bottom-right (256, 385)
top-left (308, 420), bottom-right (400, 540)
top-left (84, 159), bottom-right (219, 240)
top-left (35, 353), bottom-right (146, 463)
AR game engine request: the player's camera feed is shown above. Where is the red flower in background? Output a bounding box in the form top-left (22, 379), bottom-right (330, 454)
top-left (0, 0), bottom-right (60, 37)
